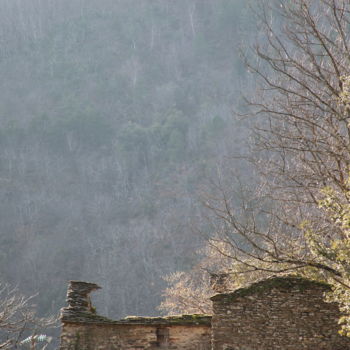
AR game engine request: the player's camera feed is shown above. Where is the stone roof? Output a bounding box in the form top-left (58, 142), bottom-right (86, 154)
top-left (61, 311), bottom-right (211, 325)
top-left (121, 315), bottom-right (211, 325)
top-left (210, 275), bottom-right (330, 302)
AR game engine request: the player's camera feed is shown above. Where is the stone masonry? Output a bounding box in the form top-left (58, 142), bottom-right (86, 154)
top-left (59, 277), bottom-right (350, 350)
top-left (211, 276), bottom-right (350, 350)
top-left (59, 281), bottom-right (211, 350)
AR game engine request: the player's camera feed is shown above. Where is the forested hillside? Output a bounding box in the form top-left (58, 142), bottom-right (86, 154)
top-left (0, 0), bottom-right (255, 318)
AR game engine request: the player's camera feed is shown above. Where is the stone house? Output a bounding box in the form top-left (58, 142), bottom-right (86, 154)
top-left (59, 276), bottom-right (350, 350)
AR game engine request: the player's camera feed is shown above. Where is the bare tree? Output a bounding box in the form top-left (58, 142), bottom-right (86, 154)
top-left (0, 284), bottom-right (56, 349)
top-left (198, 0), bottom-right (350, 334)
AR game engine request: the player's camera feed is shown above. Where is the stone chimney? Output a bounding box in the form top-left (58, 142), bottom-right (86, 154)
top-left (61, 281), bottom-right (101, 322)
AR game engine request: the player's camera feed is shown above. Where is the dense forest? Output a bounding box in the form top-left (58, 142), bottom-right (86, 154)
top-left (0, 0), bottom-right (256, 319)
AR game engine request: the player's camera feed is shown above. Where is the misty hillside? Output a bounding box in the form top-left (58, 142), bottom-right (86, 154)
top-left (0, 0), bottom-right (255, 318)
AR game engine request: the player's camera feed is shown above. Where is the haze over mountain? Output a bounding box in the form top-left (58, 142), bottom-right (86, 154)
top-left (0, 0), bottom-right (256, 318)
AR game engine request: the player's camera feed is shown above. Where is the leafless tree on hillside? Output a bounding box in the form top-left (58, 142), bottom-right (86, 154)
top-left (204, 0), bottom-right (350, 280)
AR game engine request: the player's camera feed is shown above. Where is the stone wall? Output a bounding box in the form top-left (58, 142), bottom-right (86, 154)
top-left (59, 281), bottom-right (211, 350)
top-left (60, 277), bottom-right (350, 350)
top-left (60, 322), bottom-right (211, 350)
top-left (211, 276), bottom-right (350, 350)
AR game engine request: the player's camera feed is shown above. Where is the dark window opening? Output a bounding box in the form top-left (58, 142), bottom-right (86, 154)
top-left (156, 327), bottom-right (169, 347)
